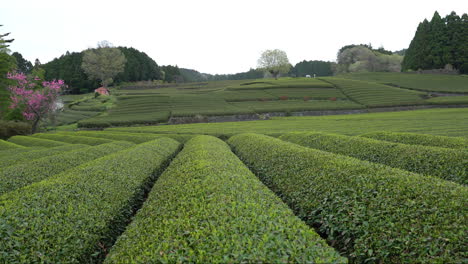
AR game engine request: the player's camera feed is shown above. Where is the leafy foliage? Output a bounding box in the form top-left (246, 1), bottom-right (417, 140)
top-left (105, 135), bottom-right (345, 263)
top-left (228, 133), bottom-right (468, 263)
top-left (280, 132), bottom-right (467, 184)
top-left (0, 138), bottom-right (180, 263)
top-left (290, 60), bottom-right (333, 77)
top-left (257, 49), bottom-right (291, 79)
top-left (82, 46), bottom-right (126, 87)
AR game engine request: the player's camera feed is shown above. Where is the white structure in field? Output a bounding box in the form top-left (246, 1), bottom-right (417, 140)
top-left (305, 74), bottom-right (311, 78)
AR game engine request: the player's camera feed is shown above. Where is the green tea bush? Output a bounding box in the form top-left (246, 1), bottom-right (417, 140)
top-left (32, 133), bottom-right (115, 145)
top-left (0, 144), bottom-right (87, 168)
top-left (8, 135), bottom-right (70, 147)
top-left (360, 131), bottom-right (468, 150)
top-left (0, 139), bottom-right (25, 150)
top-left (0, 141), bottom-right (134, 195)
top-left (0, 147), bottom-right (42, 158)
top-left (338, 72), bottom-right (468, 93)
top-left (105, 135), bottom-right (345, 263)
top-left (280, 132), bottom-right (467, 184)
top-left (426, 95), bottom-right (468, 105)
top-left (0, 138), bottom-right (180, 263)
top-left (322, 78), bottom-right (426, 107)
top-left (59, 131), bottom-right (195, 143)
top-left (228, 133), bottom-right (468, 263)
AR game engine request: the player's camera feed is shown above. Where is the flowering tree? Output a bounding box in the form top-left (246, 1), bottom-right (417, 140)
top-left (7, 72), bottom-right (66, 133)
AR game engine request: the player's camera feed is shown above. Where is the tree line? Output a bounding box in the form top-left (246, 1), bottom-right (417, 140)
top-left (402, 11), bottom-right (468, 73)
top-left (43, 46), bottom-right (164, 93)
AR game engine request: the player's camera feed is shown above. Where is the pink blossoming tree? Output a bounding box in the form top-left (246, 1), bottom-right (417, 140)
top-left (7, 72), bottom-right (66, 133)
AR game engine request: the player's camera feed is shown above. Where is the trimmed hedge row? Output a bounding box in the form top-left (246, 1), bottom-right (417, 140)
top-left (280, 132), bottom-right (467, 185)
top-left (8, 135), bottom-right (69, 147)
top-left (0, 141), bottom-right (134, 195)
top-left (105, 135), bottom-right (345, 263)
top-left (0, 139), bottom-right (25, 150)
top-left (0, 147), bottom-right (43, 159)
top-left (359, 131), bottom-right (468, 150)
top-left (32, 133), bottom-right (115, 145)
top-left (0, 138), bottom-right (181, 263)
top-left (0, 144), bottom-right (87, 168)
top-left (228, 133), bottom-right (468, 263)
top-left (58, 131), bottom-right (195, 144)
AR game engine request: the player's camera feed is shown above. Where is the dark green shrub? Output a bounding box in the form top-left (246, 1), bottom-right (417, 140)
top-left (0, 120), bottom-right (31, 140)
top-left (228, 133), bottom-right (467, 263)
top-left (105, 136), bottom-right (345, 263)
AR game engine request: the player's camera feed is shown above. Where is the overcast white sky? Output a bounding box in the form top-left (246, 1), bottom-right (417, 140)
top-left (2, 0), bottom-right (467, 74)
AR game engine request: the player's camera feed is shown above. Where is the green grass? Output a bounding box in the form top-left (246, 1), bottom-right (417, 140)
top-left (105, 135), bottom-right (345, 263)
top-left (322, 78), bottom-right (426, 107)
top-left (105, 108), bottom-right (468, 138)
top-left (338, 72), bottom-right (468, 93)
top-left (228, 133), bottom-right (467, 263)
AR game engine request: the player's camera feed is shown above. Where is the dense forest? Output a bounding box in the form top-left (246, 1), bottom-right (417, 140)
top-left (403, 11), bottom-right (468, 73)
top-left (43, 47), bottom-right (163, 93)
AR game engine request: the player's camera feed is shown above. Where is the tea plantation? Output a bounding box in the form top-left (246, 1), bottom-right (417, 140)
top-left (0, 105), bottom-right (467, 263)
top-left (44, 76), bottom-right (468, 129)
top-left (1, 75), bottom-right (468, 263)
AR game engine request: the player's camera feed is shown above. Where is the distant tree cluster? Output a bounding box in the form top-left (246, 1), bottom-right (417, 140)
top-left (161, 65), bottom-right (181, 83)
top-left (290, 60), bottom-right (333, 77)
top-left (335, 44), bottom-right (403, 73)
top-left (43, 46), bottom-right (163, 93)
top-left (402, 11), bottom-right (468, 73)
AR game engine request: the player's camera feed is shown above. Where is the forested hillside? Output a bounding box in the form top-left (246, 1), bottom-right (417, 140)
top-left (43, 47), bottom-right (163, 93)
top-left (403, 11), bottom-right (468, 73)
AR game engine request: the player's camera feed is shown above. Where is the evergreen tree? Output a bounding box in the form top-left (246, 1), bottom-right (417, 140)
top-left (11, 52), bottom-right (33, 74)
top-left (403, 11), bottom-right (468, 73)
